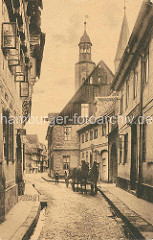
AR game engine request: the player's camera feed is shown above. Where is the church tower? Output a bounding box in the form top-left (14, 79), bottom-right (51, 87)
top-left (75, 19), bottom-right (96, 91)
top-left (114, 3), bottom-right (129, 72)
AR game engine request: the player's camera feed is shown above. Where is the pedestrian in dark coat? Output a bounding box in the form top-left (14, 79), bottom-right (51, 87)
top-left (55, 172), bottom-right (59, 184)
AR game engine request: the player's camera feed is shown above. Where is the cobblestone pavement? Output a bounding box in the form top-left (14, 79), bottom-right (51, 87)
top-left (27, 174), bottom-right (134, 240)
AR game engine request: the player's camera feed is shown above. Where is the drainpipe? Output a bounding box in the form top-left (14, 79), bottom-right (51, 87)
top-left (137, 54), bottom-right (144, 198)
top-left (108, 121), bottom-right (110, 183)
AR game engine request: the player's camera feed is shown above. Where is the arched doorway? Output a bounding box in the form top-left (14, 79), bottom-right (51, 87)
top-left (110, 143), bottom-right (118, 183)
top-left (100, 150), bottom-right (108, 182)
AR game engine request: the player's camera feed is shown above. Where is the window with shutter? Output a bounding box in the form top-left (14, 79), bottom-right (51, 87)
top-left (124, 134), bottom-right (128, 164)
top-left (2, 109), bottom-right (14, 163)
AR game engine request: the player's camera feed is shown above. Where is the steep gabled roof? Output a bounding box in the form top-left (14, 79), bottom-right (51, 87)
top-left (26, 134), bottom-right (39, 144)
top-left (114, 11), bottom-right (129, 70)
top-left (59, 60), bottom-right (114, 117)
top-left (112, 0), bottom-right (153, 90)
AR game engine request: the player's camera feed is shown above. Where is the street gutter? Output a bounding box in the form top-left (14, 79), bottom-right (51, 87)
top-left (11, 201), bottom-right (41, 240)
top-left (98, 186), bottom-right (153, 240)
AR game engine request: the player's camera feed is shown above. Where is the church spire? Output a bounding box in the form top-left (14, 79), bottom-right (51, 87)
top-left (114, 1), bottom-right (129, 72)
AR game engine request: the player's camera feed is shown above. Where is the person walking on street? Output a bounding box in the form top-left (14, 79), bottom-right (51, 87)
top-left (55, 172), bottom-right (59, 184)
top-left (65, 170), bottom-right (69, 188)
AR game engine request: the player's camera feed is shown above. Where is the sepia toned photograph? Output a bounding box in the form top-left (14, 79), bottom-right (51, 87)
top-left (0, 0), bottom-right (153, 239)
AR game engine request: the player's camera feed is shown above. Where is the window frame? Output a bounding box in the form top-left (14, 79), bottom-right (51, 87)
top-left (94, 128), bottom-right (98, 139)
top-left (102, 123), bottom-right (106, 136)
top-left (64, 127), bottom-right (72, 141)
top-left (124, 133), bottom-right (128, 164)
top-left (85, 131), bottom-right (88, 142)
top-left (126, 79), bottom-right (129, 109)
top-left (143, 48), bottom-right (149, 85)
top-left (2, 109), bottom-right (14, 163)
top-left (82, 134), bottom-right (84, 143)
top-left (120, 95), bottom-right (123, 115)
top-left (81, 104), bottom-right (89, 118)
top-left (133, 70), bottom-right (138, 100)
top-left (63, 156), bottom-right (70, 170)
top-left (90, 130), bottom-right (93, 140)
top-left (86, 151), bottom-right (88, 162)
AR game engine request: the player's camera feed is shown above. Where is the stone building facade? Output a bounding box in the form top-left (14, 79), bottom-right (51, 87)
top-left (47, 0), bottom-right (153, 203)
top-left (78, 120), bottom-right (108, 182)
top-left (47, 60), bottom-right (114, 178)
top-left (47, 125), bottom-right (80, 177)
top-left (77, 93), bottom-right (120, 183)
top-left (0, 0), bottom-right (45, 223)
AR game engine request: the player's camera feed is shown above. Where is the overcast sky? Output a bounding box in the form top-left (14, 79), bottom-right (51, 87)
top-left (26, 0), bottom-right (143, 143)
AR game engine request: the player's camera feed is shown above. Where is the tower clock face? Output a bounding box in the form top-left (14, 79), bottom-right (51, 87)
top-left (87, 48), bottom-right (90, 53)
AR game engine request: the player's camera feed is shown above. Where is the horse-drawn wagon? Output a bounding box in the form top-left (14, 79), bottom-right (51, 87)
top-left (71, 160), bottom-right (99, 194)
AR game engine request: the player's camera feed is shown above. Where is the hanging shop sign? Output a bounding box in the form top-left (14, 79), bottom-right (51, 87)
top-left (15, 64), bottom-right (25, 82)
top-left (17, 129), bottom-right (26, 135)
top-left (2, 22), bottom-right (17, 49)
top-left (15, 73), bottom-right (25, 82)
top-left (20, 82), bottom-right (29, 97)
top-left (8, 35), bottom-right (21, 66)
top-left (8, 48), bottom-right (20, 66)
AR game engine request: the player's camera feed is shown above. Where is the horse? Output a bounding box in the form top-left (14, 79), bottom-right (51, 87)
top-left (88, 161), bottom-right (99, 194)
top-left (72, 160), bottom-right (89, 193)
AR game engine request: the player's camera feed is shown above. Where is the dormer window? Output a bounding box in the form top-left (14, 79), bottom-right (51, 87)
top-left (90, 77), bottom-right (93, 84)
top-left (81, 104), bottom-right (89, 117)
top-left (98, 77), bottom-right (101, 84)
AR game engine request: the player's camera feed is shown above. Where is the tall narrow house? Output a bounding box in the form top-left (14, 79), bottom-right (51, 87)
top-left (112, 0), bottom-right (153, 202)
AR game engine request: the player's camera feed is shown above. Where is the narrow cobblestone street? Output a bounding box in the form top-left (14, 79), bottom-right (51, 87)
top-left (27, 174), bottom-right (134, 240)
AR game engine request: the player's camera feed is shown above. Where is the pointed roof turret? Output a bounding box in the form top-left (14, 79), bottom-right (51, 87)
top-left (79, 16), bottom-right (92, 45)
top-left (80, 31), bottom-right (91, 44)
top-left (114, 5), bottom-right (129, 72)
